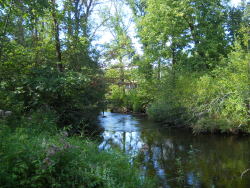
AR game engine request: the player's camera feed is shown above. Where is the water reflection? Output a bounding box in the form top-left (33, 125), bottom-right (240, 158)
top-left (99, 112), bottom-right (250, 188)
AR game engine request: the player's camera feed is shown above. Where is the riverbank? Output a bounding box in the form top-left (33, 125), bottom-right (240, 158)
top-left (109, 108), bottom-right (250, 135)
top-left (0, 112), bottom-right (155, 188)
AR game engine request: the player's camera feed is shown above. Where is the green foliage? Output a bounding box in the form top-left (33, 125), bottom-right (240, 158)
top-left (148, 100), bottom-right (189, 125)
top-left (0, 1), bottom-right (106, 130)
top-left (148, 43), bottom-right (250, 133)
top-left (0, 114), bottom-right (155, 188)
top-left (139, 0), bottom-right (231, 70)
top-left (190, 44), bottom-right (249, 133)
top-left (99, 0), bottom-right (250, 134)
top-left (147, 70), bottom-right (195, 125)
top-left (106, 66), bottom-right (157, 113)
top-left (0, 63), bottom-right (105, 131)
top-left (0, 0), bottom-right (106, 132)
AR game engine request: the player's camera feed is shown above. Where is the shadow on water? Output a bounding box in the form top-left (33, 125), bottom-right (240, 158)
top-left (98, 112), bottom-right (250, 188)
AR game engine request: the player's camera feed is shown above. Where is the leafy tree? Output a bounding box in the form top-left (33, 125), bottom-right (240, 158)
top-left (0, 0), bottom-right (105, 131)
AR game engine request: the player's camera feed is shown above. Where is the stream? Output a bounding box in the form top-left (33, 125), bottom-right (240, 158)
top-left (98, 112), bottom-right (250, 188)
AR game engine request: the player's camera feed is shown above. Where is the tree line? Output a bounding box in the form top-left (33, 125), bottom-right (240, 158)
top-left (104, 0), bottom-right (250, 133)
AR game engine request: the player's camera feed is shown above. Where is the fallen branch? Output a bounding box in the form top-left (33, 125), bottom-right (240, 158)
top-left (241, 168), bottom-right (250, 179)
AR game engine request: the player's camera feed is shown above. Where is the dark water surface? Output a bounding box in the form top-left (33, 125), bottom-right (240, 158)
top-left (98, 112), bottom-right (250, 188)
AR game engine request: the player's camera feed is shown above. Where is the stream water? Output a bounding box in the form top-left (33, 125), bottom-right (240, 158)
top-left (98, 112), bottom-right (250, 188)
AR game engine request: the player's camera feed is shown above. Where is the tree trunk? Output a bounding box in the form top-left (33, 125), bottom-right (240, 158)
top-left (248, 38), bottom-right (250, 118)
top-left (119, 57), bottom-right (126, 96)
top-left (0, 0), bottom-right (14, 61)
top-left (157, 60), bottom-right (161, 80)
top-left (51, 0), bottom-right (63, 72)
top-left (171, 47), bottom-right (176, 88)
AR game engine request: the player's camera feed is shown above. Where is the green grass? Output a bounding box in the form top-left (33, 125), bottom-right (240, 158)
top-left (0, 113), bottom-right (155, 188)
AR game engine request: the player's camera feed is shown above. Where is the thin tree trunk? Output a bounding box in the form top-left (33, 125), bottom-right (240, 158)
top-left (183, 16), bottom-right (206, 60)
top-left (17, 3), bottom-right (25, 46)
top-left (0, 0), bottom-right (14, 61)
top-left (157, 60), bottom-right (161, 80)
top-left (51, 0), bottom-right (63, 72)
top-left (119, 57), bottom-right (125, 96)
top-left (67, 10), bottom-right (73, 47)
top-left (18, 19), bottom-right (25, 45)
top-left (171, 47), bottom-right (176, 88)
top-left (248, 38), bottom-right (250, 117)
top-left (74, 0), bottom-right (80, 42)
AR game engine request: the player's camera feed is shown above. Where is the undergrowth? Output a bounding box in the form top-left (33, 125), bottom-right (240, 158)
top-left (0, 112), bottom-right (155, 188)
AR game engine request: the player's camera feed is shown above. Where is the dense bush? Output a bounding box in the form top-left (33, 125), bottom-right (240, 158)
top-left (0, 113), bottom-right (155, 188)
top-left (106, 67), bottom-right (157, 113)
top-left (190, 46), bottom-right (249, 133)
top-left (0, 63), bottom-right (105, 132)
top-left (125, 80), bottom-right (157, 113)
top-left (147, 45), bottom-right (250, 133)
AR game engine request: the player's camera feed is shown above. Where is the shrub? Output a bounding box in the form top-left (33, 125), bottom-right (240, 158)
top-left (0, 65), bottom-right (105, 132)
top-left (147, 44), bottom-right (249, 133)
top-left (148, 99), bottom-right (189, 125)
top-left (0, 115), bottom-right (155, 188)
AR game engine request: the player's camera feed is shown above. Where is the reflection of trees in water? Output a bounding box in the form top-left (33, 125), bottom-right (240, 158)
top-left (99, 131), bottom-right (143, 157)
top-left (99, 121), bottom-right (250, 188)
top-left (138, 129), bottom-right (185, 187)
top-left (99, 129), bottom-right (190, 187)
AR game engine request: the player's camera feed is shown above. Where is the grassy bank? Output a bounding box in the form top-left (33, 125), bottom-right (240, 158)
top-left (0, 112), bottom-right (155, 188)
